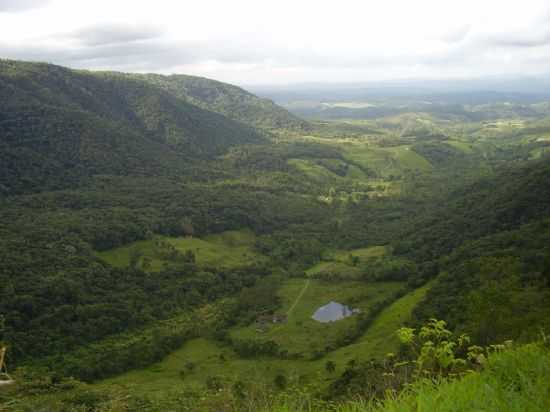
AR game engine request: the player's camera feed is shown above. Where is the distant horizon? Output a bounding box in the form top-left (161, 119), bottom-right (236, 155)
top-left (4, 56), bottom-right (550, 97)
top-left (246, 75), bottom-right (550, 92)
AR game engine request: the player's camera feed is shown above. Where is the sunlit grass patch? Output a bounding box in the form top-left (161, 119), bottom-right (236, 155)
top-left (230, 279), bottom-right (404, 357)
top-left (96, 229), bottom-right (265, 271)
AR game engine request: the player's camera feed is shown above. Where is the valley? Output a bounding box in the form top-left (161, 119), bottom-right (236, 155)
top-left (1, 60), bottom-right (550, 411)
top-left (96, 273), bottom-right (416, 398)
top-left (91, 229), bottom-right (415, 392)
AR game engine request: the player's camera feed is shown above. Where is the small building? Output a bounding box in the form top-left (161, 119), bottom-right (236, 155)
top-left (272, 314), bottom-right (287, 324)
top-left (311, 301), bottom-right (359, 323)
top-left (255, 313), bottom-right (288, 333)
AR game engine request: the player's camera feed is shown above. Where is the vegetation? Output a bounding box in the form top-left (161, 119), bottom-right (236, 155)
top-left (96, 229), bottom-right (266, 271)
top-left (3, 321), bottom-right (548, 411)
top-left (1, 59), bottom-right (550, 410)
top-left (229, 279), bottom-right (405, 358)
top-left (134, 72), bottom-right (309, 130)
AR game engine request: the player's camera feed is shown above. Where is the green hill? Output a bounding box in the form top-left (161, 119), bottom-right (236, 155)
top-left (0, 59), bottom-right (269, 195)
top-left (134, 73), bottom-right (309, 130)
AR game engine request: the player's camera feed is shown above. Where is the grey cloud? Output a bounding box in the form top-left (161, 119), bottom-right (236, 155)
top-left (487, 32), bottom-right (550, 48)
top-left (0, 0), bottom-right (50, 12)
top-left (2, 23), bottom-right (550, 79)
top-left (65, 42), bottom-right (199, 70)
top-left (0, 39), bottom-right (206, 71)
top-left (68, 23), bottom-right (165, 46)
top-left (0, 18), bottom-right (495, 72)
top-left (0, 37), bottom-right (483, 72)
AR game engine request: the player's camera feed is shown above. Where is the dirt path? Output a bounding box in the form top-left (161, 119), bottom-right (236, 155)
top-left (267, 279), bottom-right (311, 337)
top-left (286, 278), bottom-right (310, 317)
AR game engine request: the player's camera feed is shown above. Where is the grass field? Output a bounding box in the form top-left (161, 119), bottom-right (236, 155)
top-left (283, 133), bottom-right (434, 201)
top-left (96, 239), bottom-right (163, 270)
top-left (307, 246), bottom-right (388, 279)
top-left (230, 278), bottom-right (404, 357)
top-left (446, 139), bottom-right (474, 153)
top-left (93, 243), bottom-right (427, 397)
top-left (100, 336), bottom-right (340, 399)
top-left (97, 281), bottom-right (429, 398)
top-left (326, 282), bottom-right (432, 363)
top-left (96, 229), bottom-right (266, 271)
top-left (342, 145), bottom-right (432, 178)
top-left (288, 158), bottom-right (344, 181)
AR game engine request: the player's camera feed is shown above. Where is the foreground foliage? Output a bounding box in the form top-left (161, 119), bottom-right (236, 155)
top-left (2, 324), bottom-right (549, 411)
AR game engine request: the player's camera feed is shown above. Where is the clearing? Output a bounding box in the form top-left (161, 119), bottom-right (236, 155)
top-left (96, 229), bottom-right (266, 271)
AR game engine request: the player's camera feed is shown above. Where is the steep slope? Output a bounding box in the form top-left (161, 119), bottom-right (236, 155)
top-left (402, 157), bottom-right (550, 262)
top-left (0, 59), bottom-right (265, 195)
top-left (390, 156), bottom-right (550, 343)
top-left (133, 73), bottom-right (310, 130)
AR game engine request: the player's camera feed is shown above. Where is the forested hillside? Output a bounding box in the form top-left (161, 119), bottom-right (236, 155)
top-left (0, 60), bottom-right (309, 195)
top-left (398, 158), bottom-right (550, 343)
top-left (135, 73), bottom-right (310, 130)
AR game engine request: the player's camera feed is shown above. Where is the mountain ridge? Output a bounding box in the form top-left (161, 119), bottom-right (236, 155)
top-left (0, 59), bottom-right (306, 195)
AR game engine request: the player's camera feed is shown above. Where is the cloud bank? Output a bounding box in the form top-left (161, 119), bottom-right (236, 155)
top-left (0, 0), bottom-right (50, 12)
top-left (1, 0), bottom-right (550, 85)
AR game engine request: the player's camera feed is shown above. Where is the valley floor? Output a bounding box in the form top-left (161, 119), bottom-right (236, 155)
top-left (95, 271), bottom-right (426, 398)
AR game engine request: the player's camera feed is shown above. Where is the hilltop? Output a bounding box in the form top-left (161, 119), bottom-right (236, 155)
top-left (134, 73), bottom-right (310, 130)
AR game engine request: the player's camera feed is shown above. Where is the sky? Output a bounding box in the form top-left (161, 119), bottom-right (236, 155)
top-left (1, 0), bottom-right (550, 86)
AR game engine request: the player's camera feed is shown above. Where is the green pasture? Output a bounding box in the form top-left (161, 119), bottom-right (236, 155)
top-left (230, 278), bottom-right (404, 357)
top-left (93, 240), bottom-right (428, 397)
top-left (96, 229), bottom-right (265, 271)
top-left (98, 282), bottom-right (430, 398)
top-left (306, 261), bottom-right (363, 278)
top-left (327, 282), bottom-right (432, 363)
top-left (307, 246), bottom-right (388, 279)
top-left (342, 145), bottom-right (432, 178)
top-left (446, 139), bottom-right (474, 153)
top-left (287, 158), bottom-right (344, 181)
top-left (100, 337), bottom-right (329, 398)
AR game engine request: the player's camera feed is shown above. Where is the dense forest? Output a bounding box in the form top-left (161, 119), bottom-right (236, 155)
top-left (1, 59), bottom-right (549, 411)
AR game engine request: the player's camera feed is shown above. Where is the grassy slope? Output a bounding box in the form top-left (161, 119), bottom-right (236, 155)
top-left (307, 246), bottom-right (388, 279)
top-left (5, 311), bottom-right (548, 412)
top-left (282, 133), bottom-right (434, 200)
top-left (446, 139), bottom-right (474, 153)
top-left (230, 279), bottom-right (404, 356)
top-left (327, 282), bottom-right (432, 362)
top-left (287, 140), bottom-right (432, 181)
top-left (100, 338), bottom-right (315, 396)
top-left (342, 145), bottom-right (432, 178)
top-left (343, 343), bottom-right (550, 412)
top-left (287, 159), bottom-right (344, 181)
top-left (96, 229), bottom-right (266, 271)
top-left (100, 278), bottom-right (432, 398)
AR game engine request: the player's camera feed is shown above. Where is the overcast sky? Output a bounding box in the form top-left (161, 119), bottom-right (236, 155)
top-left (1, 0), bottom-right (550, 85)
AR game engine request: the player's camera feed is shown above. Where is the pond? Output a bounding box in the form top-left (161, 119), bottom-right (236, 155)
top-left (311, 301), bottom-right (359, 323)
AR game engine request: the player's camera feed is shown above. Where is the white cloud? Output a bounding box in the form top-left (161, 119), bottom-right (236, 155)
top-left (0, 0), bottom-right (51, 12)
top-left (1, 0), bottom-right (550, 85)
